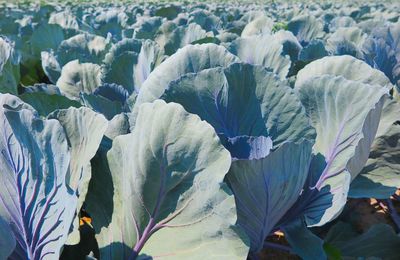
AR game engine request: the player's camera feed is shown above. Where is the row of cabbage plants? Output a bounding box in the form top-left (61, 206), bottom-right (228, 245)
top-left (0, 1), bottom-right (399, 259)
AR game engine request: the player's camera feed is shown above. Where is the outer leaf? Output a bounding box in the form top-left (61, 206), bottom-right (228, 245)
top-left (282, 219), bottom-right (326, 260)
top-left (57, 60), bottom-right (102, 100)
top-left (328, 16), bottom-right (356, 32)
top-left (326, 27), bottom-right (366, 58)
top-left (286, 75), bottom-right (387, 227)
top-left (49, 107), bottom-right (108, 191)
top-left (357, 20), bottom-right (386, 34)
top-left (287, 15), bottom-right (324, 45)
top-left (102, 39), bottom-right (163, 94)
top-left (133, 17), bottom-right (163, 40)
top-left (295, 55), bottom-right (393, 90)
top-left (362, 22), bottom-right (400, 88)
top-left (49, 10), bottom-right (80, 31)
top-left (57, 33), bottom-right (111, 66)
top-left (104, 113), bottom-right (130, 140)
top-left (93, 83), bottom-right (129, 103)
top-left (349, 99), bottom-right (400, 198)
top-left (241, 16), bottom-right (274, 37)
top-left (188, 9), bottom-right (221, 32)
top-left (87, 100), bottom-right (249, 259)
top-left (92, 9), bottom-right (128, 41)
top-left (0, 217), bottom-right (16, 259)
top-left (0, 94), bottom-right (77, 259)
top-left (48, 107), bottom-right (108, 244)
top-left (161, 63), bottom-right (315, 148)
top-left (41, 33), bottom-right (111, 84)
top-left (30, 24), bottom-right (64, 57)
top-left (133, 43), bottom-right (239, 115)
top-left (273, 31), bottom-right (302, 62)
top-left (153, 22), bottom-right (178, 55)
top-left (325, 222), bottom-right (400, 259)
top-left (19, 92), bottom-right (81, 116)
top-left (227, 141), bottom-right (312, 253)
top-left (24, 83), bottom-right (61, 95)
top-left (163, 23), bottom-right (211, 55)
top-left (80, 93), bottom-right (125, 120)
top-left (219, 135), bottom-right (272, 160)
top-left (101, 39), bottom-right (141, 94)
top-left (41, 50), bottom-right (61, 84)
top-left (217, 32), bottom-right (238, 43)
top-left (154, 4), bottom-right (181, 20)
top-left (0, 37), bottom-right (20, 95)
top-left (298, 39), bottom-right (328, 62)
top-left (227, 35), bottom-right (291, 80)
top-left (134, 40), bottom-right (164, 91)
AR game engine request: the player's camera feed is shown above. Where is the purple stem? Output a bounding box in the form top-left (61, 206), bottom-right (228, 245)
top-left (386, 199), bottom-right (400, 232)
top-left (129, 145), bottom-right (172, 260)
top-left (378, 200), bottom-right (387, 210)
top-left (263, 241), bottom-right (292, 253)
top-left (312, 121), bottom-right (347, 190)
top-left (136, 220), bottom-right (154, 250)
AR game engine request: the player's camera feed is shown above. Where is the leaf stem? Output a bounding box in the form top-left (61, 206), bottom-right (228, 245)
top-left (129, 217), bottom-right (156, 260)
top-left (386, 199), bottom-right (400, 233)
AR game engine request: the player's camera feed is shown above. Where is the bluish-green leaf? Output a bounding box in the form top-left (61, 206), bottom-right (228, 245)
top-left (283, 219), bottom-right (326, 260)
top-left (349, 99), bottom-right (400, 198)
top-left (102, 39), bottom-right (163, 94)
top-left (325, 222), bottom-right (400, 258)
top-left (0, 37), bottom-right (20, 95)
top-left (285, 75), bottom-right (387, 227)
top-left (57, 60), bottom-right (102, 100)
top-left (228, 35), bottom-right (291, 79)
top-left (161, 63), bottom-right (315, 148)
top-left (0, 94), bottom-right (77, 259)
top-left (86, 100), bottom-right (249, 259)
top-left (19, 92), bottom-right (81, 116)
top-left (295, 55), bottom-right (393, 90)
top-left (287, 15), bottom-right (324, 45)
top-left (48, 107), bottom-right (108, 244)
top-left (0, 217), bottom-right (16, 259)
top-left (163, 23), bottom-right (212, 55)
top-left (133, 43), bottom-right (239, 117)
top-left (228, 141), bottom-right (312, 253)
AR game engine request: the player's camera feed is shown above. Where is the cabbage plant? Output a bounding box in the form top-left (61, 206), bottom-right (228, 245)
top-left (1, 1), bottom-right (400, 260)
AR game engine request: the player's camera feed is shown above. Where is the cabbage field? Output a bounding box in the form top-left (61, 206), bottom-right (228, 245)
top-left (1, 0), bottom-right (400, 259)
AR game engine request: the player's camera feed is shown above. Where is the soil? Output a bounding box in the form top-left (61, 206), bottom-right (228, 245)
top-left (259, 190), bottom-right (400, 259)
top-left (260, 232), bottom-right (300, 260)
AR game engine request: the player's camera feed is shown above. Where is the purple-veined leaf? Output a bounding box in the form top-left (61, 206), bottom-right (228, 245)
top-left (227, 140), bottom-right (312, 253)
top-left (0, 94), bottom-right (77, 259)
top-left (282, 75), bottom-right (387, 227)
top-left (85, 100), bottom-right (249, 259)
top-left (48, 107), bottom-right (108, 245)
